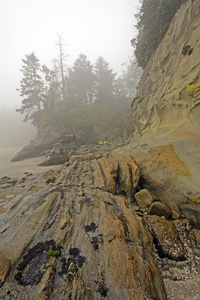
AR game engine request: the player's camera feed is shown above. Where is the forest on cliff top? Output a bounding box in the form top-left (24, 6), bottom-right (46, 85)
top-left (132, 0), bottom-right (187, 68)
top-left (16, 48), bottom-right (142, 143)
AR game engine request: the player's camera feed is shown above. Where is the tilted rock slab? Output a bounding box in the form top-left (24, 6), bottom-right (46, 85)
top-left (0, 155), bottom-right (167, 299)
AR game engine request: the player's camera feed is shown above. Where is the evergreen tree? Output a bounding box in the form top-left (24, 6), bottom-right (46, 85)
top-left (132, 0), bottom-right (186, 68)
top-left (16, 52), bottom-right (45, 125)
top-left (115, 58), bottom-right (142, 99)
top-left (67, 54), bottom-right (95, 104)
top-left (94, 57), bottom-right (116, 103)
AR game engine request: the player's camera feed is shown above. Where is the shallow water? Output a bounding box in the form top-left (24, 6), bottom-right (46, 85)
top-left (0, 146), bottom-right (60, 178)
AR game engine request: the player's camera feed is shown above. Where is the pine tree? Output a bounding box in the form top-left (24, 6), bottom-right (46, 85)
top-left (133, 0), bottom-right (186, 68)
top-left (94, 57), bottom-right (116, 103)
top-left (67, 54), bottom-right (95, 104)
top-left (115, 58), bottom-right (142, 99)
top-left (16, 52), bottom-right (45, 125)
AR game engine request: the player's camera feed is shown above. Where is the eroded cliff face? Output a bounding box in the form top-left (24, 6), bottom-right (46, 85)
top-left (113, 0), bottom-right (200, 212)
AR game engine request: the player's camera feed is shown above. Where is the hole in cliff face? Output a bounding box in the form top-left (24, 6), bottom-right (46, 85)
top-left (138, 177), bottom-right (149, 190)
top-left (188, 48), bottom-right (193, 55)
top-left (182, 45), bottom-right (191, 55)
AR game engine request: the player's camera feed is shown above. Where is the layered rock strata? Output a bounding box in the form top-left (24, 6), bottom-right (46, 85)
top-left (0, 155), bottom-right (167, 299)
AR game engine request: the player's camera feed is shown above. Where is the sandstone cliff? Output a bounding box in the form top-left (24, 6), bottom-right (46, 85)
top-left (113, 0), bottom-right (200, 224)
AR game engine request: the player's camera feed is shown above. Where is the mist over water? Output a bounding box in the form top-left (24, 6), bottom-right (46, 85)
top-left (0, 147), bottom-right (59, 178)
top-left (0, 106), bottom-right (36, 147)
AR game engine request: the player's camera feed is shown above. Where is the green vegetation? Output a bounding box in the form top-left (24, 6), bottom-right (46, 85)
top-left (60, 257), bottom-right (65, 262)
top-left (35, 279), bottom-right (41, 285)
top-left (68, 259), bottom-right (78, 274)
top-left (16, 47), bottom-right (142, 142)
top-left (47, 247), bottom-right (61, 262)
top-left (98, 237), bottom-right (104, 245)
top-left (132, 0), bottom-right (187, 68)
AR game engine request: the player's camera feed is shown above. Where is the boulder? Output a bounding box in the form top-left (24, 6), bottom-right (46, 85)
top-left (148, 201), bottom-right (171, 219)
top-left (144, 215), bottom-right (186, 261)
top-left (134, 189), bottom-right (158, 209)
top-left (39, 134), bottom-right (76, 166)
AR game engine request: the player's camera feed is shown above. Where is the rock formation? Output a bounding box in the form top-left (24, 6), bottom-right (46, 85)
top-left (39, 135), bottom-right (76, 166)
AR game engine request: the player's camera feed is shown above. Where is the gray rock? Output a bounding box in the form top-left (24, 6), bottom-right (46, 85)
top-left (148, 201), bottom-right (171, 219)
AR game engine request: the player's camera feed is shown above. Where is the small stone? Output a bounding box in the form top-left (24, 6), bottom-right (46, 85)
top-left (78, 191), bottom-right (85, 197)
top-left (134, 189), bottom-right (158, 209)
top-left (171, 210), bottom-right (181, 219)
top-left (132, 205), bottom-right (140, 211)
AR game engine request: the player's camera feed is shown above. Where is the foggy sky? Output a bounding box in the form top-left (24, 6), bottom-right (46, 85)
top-left (0, 0), bottom-right (139, 108)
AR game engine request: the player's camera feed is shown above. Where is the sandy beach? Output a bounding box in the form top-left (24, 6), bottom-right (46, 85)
top-left (0, 146), bottom-right (60, 178)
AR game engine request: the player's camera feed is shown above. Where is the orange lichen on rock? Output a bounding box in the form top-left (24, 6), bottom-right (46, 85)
top-left (150, 143), bottom-right (190, 177)
top-left (189, 195), bottom-right (200, 203)
top-left (0, 257), bottom-right (11, 284)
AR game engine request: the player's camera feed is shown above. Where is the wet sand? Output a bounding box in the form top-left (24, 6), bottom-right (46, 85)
top-left (0, 146), bottom-right (60, 178)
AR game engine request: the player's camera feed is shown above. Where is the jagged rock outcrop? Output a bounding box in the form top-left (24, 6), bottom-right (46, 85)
top-left (39, 134), bottom-right (76, 166)
top-left (0, 155), bottom-right (168, 299)
top-left (112, 0), bottom-right (200, 227)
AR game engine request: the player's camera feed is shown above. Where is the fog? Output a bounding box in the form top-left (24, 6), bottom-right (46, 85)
top-left (0, 0), bottom-right (140, 176)
top-left (0, 106), bottom-right (37, 147)
top-left (0, 0), bottom-right (139, 109)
